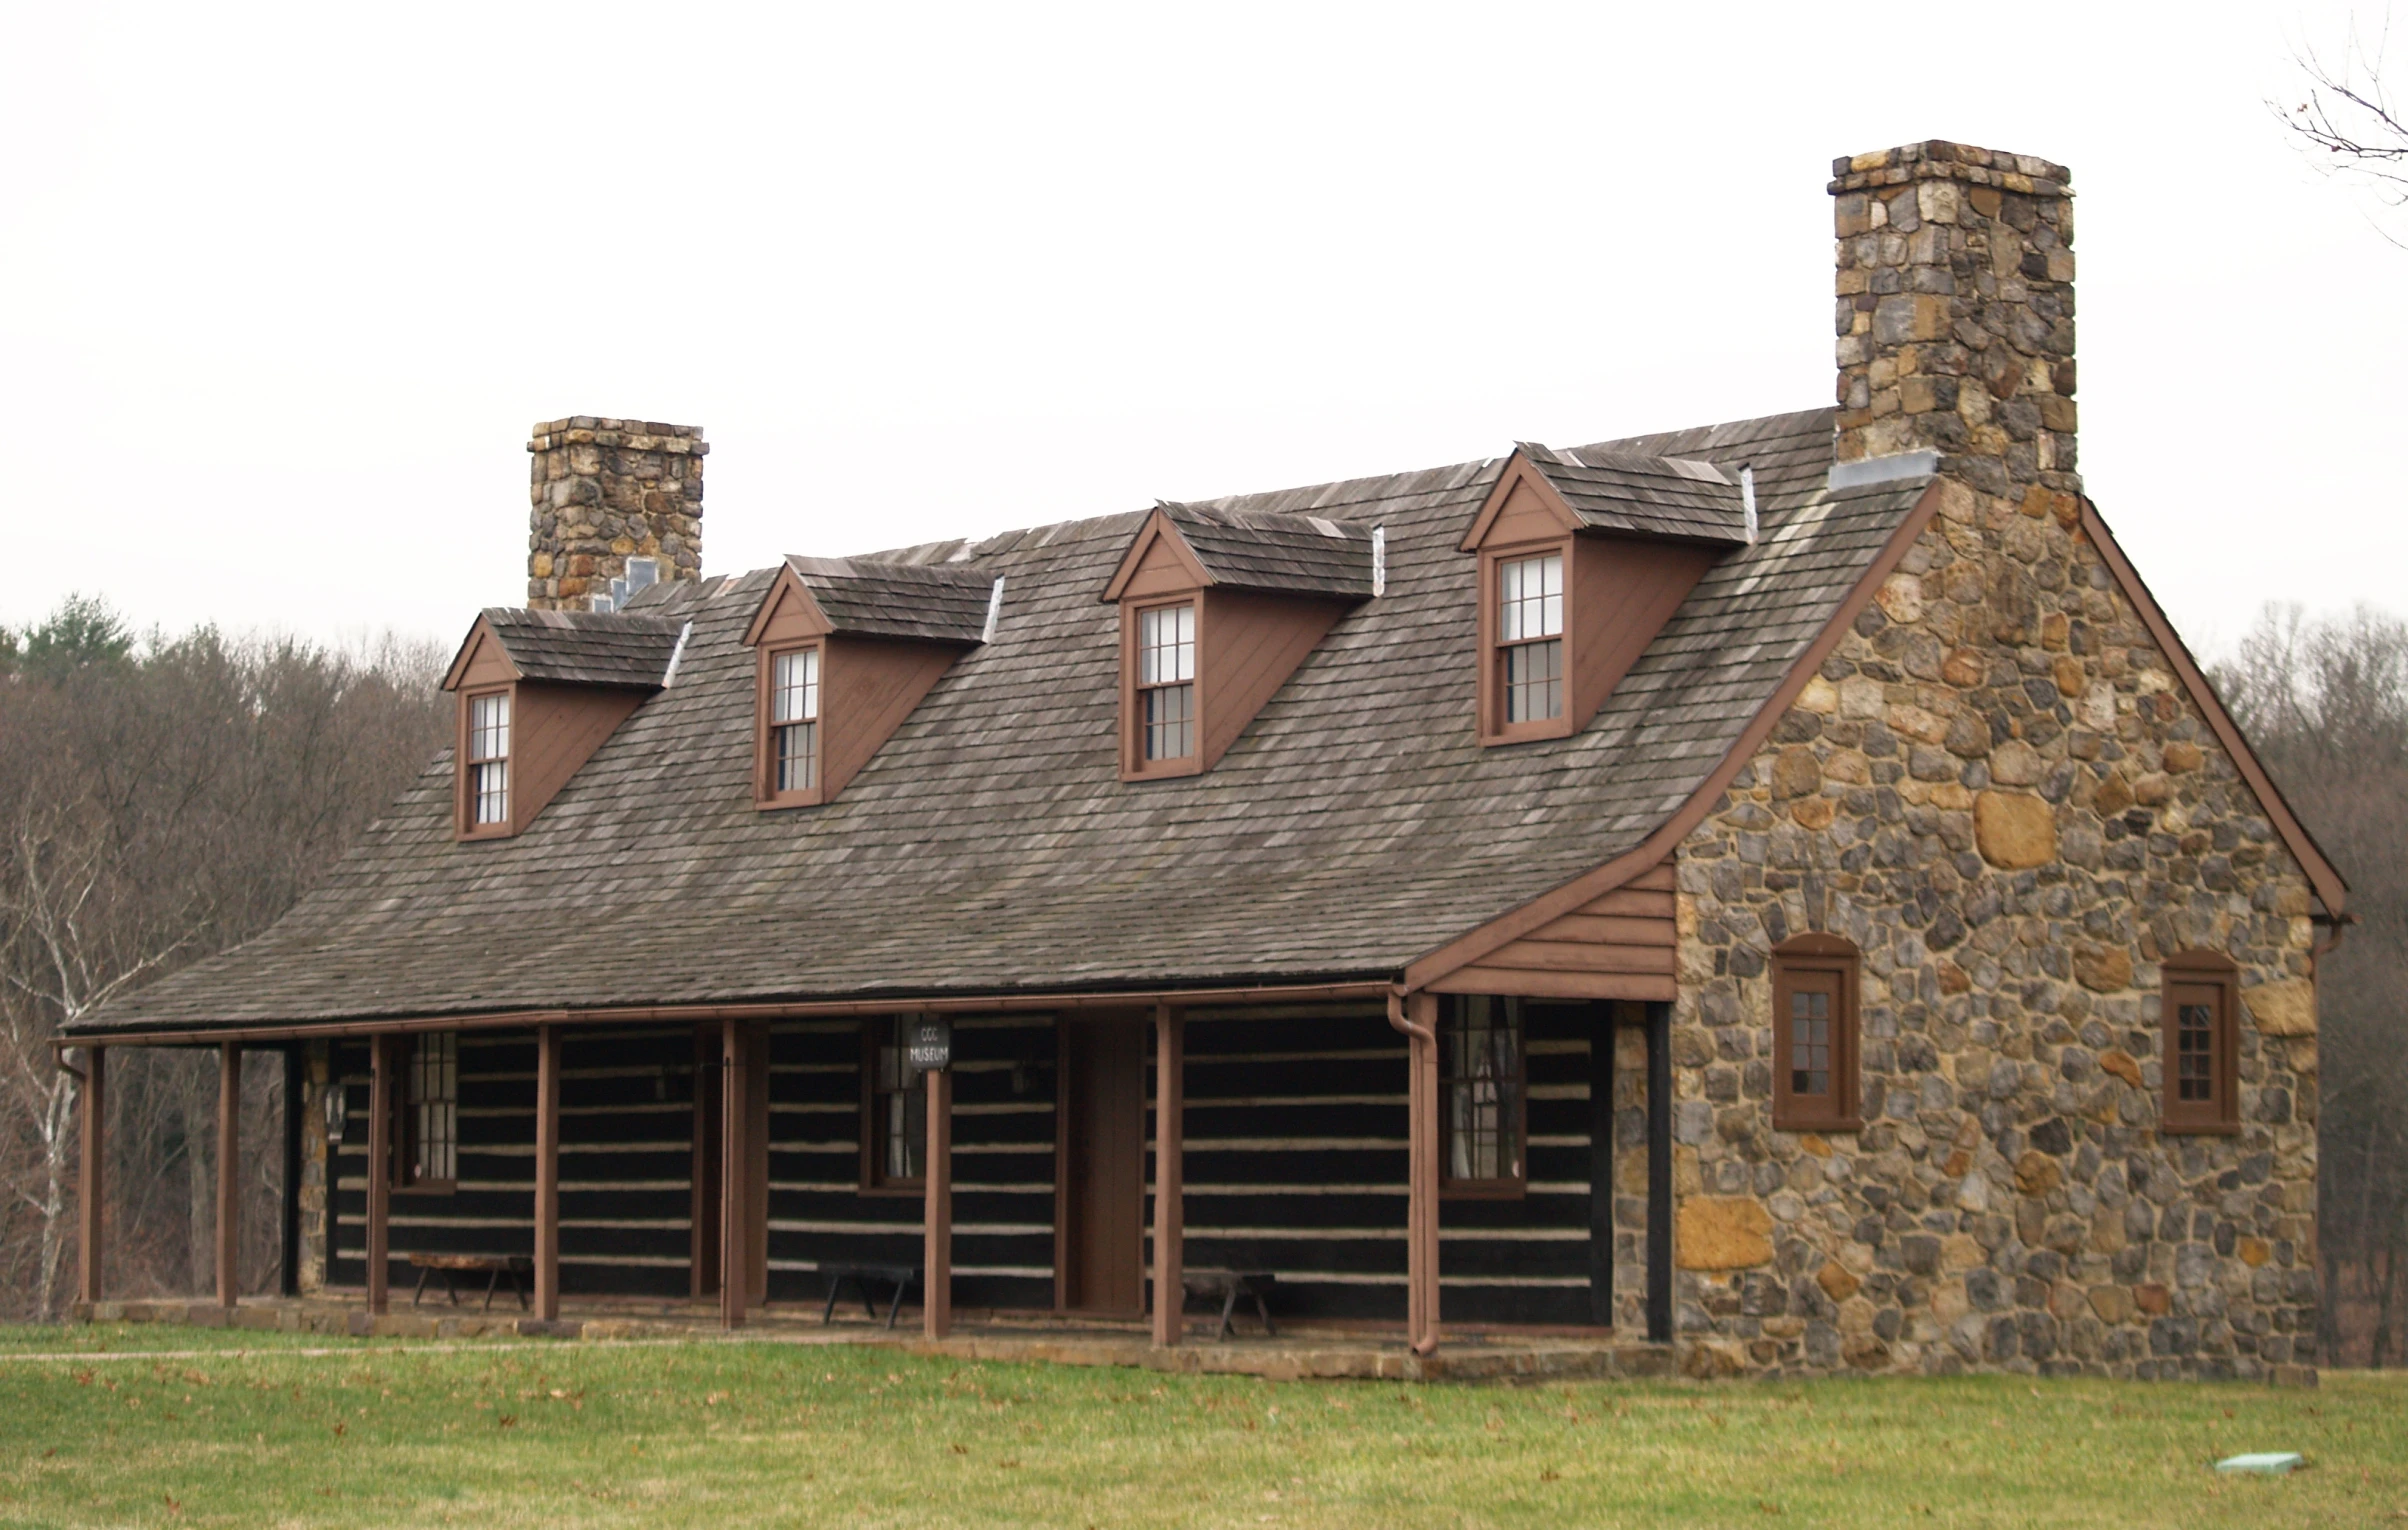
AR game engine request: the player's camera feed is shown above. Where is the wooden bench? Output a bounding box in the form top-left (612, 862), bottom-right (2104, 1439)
top-left (409, 1253), bottom-right (531, 1312)
top-left (819, 1263), bottom-right (920, 1329)
top-left (1182, 1270), bottom-right (1277, 1341)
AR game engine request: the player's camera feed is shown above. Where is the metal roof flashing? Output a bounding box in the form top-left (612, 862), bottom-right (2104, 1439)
top-left (1828, 449), bottom-right (1941, 492)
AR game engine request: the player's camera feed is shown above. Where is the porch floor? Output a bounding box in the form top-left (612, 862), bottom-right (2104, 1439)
top-left (71, 1294), bottom-right (1677, 1383)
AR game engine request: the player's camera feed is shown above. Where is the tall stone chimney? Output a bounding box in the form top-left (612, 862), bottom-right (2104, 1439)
top-left (525, 417), bottom-right (707, 610)
top-left (1831, 142), bottom-right (2077, 502)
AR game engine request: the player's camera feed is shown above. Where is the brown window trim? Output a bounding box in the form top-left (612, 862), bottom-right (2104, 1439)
top-left (455, 683), bottom-right (516, 840)
top-left (1440, 995), bottom-right (1528, 1200)
top-left (1771, 933), bottom-right (1862, 1133)
top-left (1121, 595), bottom-right (1205, 781)
top-left (754, 640), bottom-right (828, 809)
top-left (859, 1019), bottom-right (925, 1195)
top-left (1477, 538), bottom-right (1576, 746)
top-left (2161, 949), bottom-right (2241, 1136)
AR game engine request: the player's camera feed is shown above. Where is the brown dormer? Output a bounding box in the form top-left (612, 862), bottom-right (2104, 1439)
top-left (743, 556), bottom-right (994, 808)
top-left (1101, 503), bottom-right (1375, 781)
top-left (1460, 445), bottom-right (1749, 745)
top-left (439, 607), bottom-right (689, 840)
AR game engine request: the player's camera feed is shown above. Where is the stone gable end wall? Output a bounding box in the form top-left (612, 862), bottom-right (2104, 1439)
top-left (1668, 476), bottom-right (2319, 1380)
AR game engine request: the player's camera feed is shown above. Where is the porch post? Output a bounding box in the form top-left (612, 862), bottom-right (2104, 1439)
top-left (1586, 1006), bottom-right (1616, 1327)
top-left (1644, 999), bottom-right (1673, 1344)
top-left (216, 1043), bottom-right (241, 1307)
top-left (719, 1018), bottom-right (747, 1330)
top-left (280, 1047), bottom-right (303, 1299)
top-left (366, 1035), bottom-right (392, 1315)
top-left (924, 1059), bottom-right (952, 1338)
top-left (1407, 991), bottom-right (1441, 1354)
top-left (1151, 1003), bottom-right (1183, 1347)
top-left (534, 1024), bottom-right (561, 1322)
top-left (689, 1025), bottom-right (721, 1299)
top-left (76, 1045), bottom-right (105, 1307)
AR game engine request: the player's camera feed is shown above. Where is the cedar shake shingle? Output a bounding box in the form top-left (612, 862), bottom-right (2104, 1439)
top-left (1155, 504), bottom-right (1376, 599)
top-left (1518, 444), bottom-right (1752, 544)
top-left (475, 608), bottom-right (688, 688)
top-left (71, 407), bottom-right (1931, 1034)
top-left (779, 556), bottom-right (995, 643)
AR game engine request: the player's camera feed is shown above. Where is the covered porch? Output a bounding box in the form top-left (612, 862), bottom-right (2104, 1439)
top-left (63, 979), bottom-right (1681, 1365)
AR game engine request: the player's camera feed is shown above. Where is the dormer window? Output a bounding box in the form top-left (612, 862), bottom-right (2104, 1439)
top-left (1137, 603), bottom-right (1197, 762)
top-left (1497, 553), bottom-right (1564, 724)
top-left (1102, 504), bottom-right (1375, 782)
top-left (770, 646), bottom-right (822, 793)
top-left (466, 691), bottom-right (511, 828)
top-left (1461, 445), bottom-right (1750, 746)
top-left (441, 607), bottom-right (684, 841)
top-left (744, 557), bottom-right (992, 809)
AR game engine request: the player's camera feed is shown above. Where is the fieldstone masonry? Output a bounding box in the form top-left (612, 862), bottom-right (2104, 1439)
top-left (1833, 142), bottom-right (2079, 500)
top-left (1657, 143), bottom-right (2320, 1381)
top-left (526, 417), bottom-right (707, 609)
top-left (297, 1041), bottom-right (329, 1295)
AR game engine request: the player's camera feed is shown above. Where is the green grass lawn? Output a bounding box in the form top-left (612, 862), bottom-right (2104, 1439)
top-left (1, 1326), bottom-right (2401, 1528)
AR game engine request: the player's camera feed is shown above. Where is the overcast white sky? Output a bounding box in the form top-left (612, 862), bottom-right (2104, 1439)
top-left (2, 2), bottom-right (2399, 659)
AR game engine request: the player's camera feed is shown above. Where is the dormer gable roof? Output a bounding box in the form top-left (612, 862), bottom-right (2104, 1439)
top-left (441, 607), bottom-right (688, 693)
top-left (1101, 503), bottom-right (1377, 603)
top-left (1459, 444), bottom-right (1751, 552)
top-left (744, 556), bottom-right (995, 648)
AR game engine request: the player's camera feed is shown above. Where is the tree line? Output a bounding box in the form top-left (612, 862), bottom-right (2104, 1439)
top-left (2217, 606), bottom-right (2408, 1366)
top-left (0, 596), bottom-right (2401, 1365)
top-left (0, 599), bottom-right (448, 1317)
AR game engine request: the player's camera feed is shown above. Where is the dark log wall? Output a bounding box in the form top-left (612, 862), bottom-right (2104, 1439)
top-left (322, 1005), bottom-right (1644, 1328)
top-left (1160, 1000), bottom-right (1617, 1328)
top-left (765, 1016), bottom-right (1057, 1312)
top-left (328, 1028), bottom-right (697, 1297)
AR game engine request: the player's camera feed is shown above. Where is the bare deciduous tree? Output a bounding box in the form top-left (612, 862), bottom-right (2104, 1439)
top-left (2279, 10), bottom-right (2408, 238)
top-left (2219, 604), bottom-right (2408, 1366)
top-left (0, 804), bottom-right (202, 1317)
top-left (0, 601), bottom-right (448, 1320)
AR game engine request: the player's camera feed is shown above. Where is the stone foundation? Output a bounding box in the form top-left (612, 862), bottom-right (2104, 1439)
top-left (296, 1041), bottom-right (328, 1295)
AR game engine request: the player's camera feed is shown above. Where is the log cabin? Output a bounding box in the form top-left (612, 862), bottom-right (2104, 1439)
top-left (62, 140), bottom-right (2344, 1380)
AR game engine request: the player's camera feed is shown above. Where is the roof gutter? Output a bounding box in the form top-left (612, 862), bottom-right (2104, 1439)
top-left (51, 979), bottom-right (1400, 1052)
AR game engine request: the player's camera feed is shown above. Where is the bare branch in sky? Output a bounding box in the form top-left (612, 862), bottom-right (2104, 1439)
top-left (2278, 9), bottom-right (2408, 240)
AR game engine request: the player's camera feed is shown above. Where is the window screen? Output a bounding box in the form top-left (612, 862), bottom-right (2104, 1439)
top-left (1443, 995), bottom-right (1524, 1187)
top-left (408, 1032), bottom-right (457, 1186)
top-left (869, 1017), bottom-right (926, 1187)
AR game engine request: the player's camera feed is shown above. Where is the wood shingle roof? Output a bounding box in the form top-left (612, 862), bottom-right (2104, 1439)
top-left (73, 407), bottom-right (1933, 1034)
top-left (465, 607), bottom-right (689, 689)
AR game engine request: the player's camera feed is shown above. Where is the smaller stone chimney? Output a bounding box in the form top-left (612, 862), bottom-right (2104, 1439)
top-left (525, 417), bottom-right (707, 610)
top-left (1832, 142), bottom-right (2077, 501)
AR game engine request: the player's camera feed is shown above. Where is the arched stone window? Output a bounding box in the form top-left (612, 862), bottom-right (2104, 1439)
top-left (1772, 933), bottom-right (1861, 1132)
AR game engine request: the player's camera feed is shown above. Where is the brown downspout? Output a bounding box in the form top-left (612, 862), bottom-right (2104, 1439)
top-left (1386, 987), bottom-right (1439, 1356)
top-left (2311, 912), bottom-right (2355, 976)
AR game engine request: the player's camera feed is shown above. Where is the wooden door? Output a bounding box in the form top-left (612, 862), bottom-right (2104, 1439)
top-left (1056, 1018), bottom-right (1146, 1316)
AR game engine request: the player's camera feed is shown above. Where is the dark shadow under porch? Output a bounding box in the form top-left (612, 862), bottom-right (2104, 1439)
top-left (69, 1292), bottom-right (1678, 1383)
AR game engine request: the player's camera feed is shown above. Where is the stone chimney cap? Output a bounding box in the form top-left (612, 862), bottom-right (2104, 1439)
top-left (526, 418), bottom-right (709, 455)
top-left (1829, 140), bottom-right (2071, 199)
